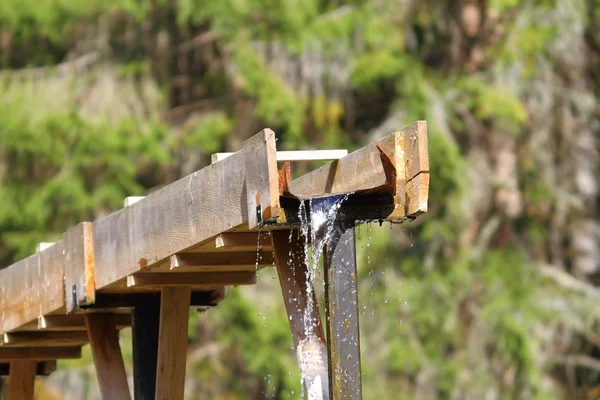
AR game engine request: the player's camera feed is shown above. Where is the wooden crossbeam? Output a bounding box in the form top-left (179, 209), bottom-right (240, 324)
top-left (85, 314), bottom-right (131, 400)
top-left (38, 314), bottom-right (131, 331)
top-left (2, 331), bottom-right (88, 347)
top-left (0, 347), bottom-right (82, 361)
top-left (169, 252), bottom-right (272, 272)
top-left (127, 272), bottom-right (256, 288)
top-left (215, 233), bottom-right (272, 251)
top-left (156, 286), bottom-right (191, 400)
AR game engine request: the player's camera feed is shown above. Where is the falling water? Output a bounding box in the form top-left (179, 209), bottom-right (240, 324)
top-left (295, 194), bottom-right (350, 399)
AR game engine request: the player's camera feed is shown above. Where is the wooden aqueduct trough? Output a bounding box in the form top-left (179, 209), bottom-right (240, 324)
top-left (0, 121), bottom-right (429, 399)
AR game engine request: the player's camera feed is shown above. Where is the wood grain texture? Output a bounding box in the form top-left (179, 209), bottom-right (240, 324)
top-left (0, 346), bottom-right (81, 361)
top-left (155, 286), bottom-right (191, 400)
top-left (63, 222), bottom-right (96, 312)
top-left (0, 254), bottom-right (39, 334)
top-left (7, 360), bottom-right (36, 400)
top-left (38, 241), bottom-right (66, 321)
top-left (127, 272), bottom-right (256, 287)
top-left (93, 130), bottom-right (260, 289)
top-left (171, 252), bottom-right (273, 269)
top-left (243, 128), bottom-right (281, 228)
top-left (2, 331), bottom-right (89, 347)
top-left (85, 314), bottom-right (131, 400)
top-left (39, 314), bottom-right (131, 331)
top-left (214, 232), bottom-right (272, 252)
top-left (403, 121), bottom-right (429, 215)
top-left (287, 132), bottom-right (395, 198)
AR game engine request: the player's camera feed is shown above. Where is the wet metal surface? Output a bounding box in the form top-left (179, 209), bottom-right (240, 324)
top-left (323, 219), bottom-right (362, 400)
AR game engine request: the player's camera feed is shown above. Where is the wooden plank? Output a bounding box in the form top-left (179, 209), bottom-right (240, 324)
top-left (215, 232), bottom-right (273, 252)
top-left (212, 149), bottom-right (348, 163)
top-left (127, 272), bottom-right (256, 288)
top-left (182, 232), bottom-right (272, 253)
top-left (0, 240), bottom-right (65, 335)
top-left (63, 222), bottom-right (96, 312)
top-left (287, 131), bottom-right (399, 197)
top-left (2, 331), bottom-right (89, 347)
top-left (243, 128), bottom-right (281, 228)
top-left (155, 286), bottom-right (191, 400)
top-left (0, 361), bottom-right (56, 377)
top-left (38, 314), bottom-right (131, 331)
top-left (403, 121), bottom-right (429, 215)
top-left (170, 252), bottom-right (273, 271)
top-left (285, 121), bottom-right (428, 220)
top-left (0, 347), bottom-right (81, 361)
top-left (405, 173), bottom-right (430, 216)
top-left (7, 360), bottom-right (36, 400)
top-left (92, 130), bottom-right (274, 290)
top-left (85, 314), bottom-right (131, 400)
top-left (272, 230), bottom-right (329, 398)
top-left (403, 120), bottom-right (429, 180)
top-left (0, 254), bottom-right (39, 334)
top-left (38, 241), bottom-right (67, 321)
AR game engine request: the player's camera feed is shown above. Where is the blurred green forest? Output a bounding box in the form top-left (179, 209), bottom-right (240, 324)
top-left (0, 0), bottom-right (599, 399)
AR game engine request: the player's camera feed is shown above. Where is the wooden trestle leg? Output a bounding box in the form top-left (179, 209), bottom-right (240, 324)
top-left (155, 286), bottom-right (191, 400)
top-left (272, 230), bottom-right (330, 399)
top-left (7, 360), bottom-right (36, 400)
top-left (323, 219), bottom-right (362, 400)
top-left (85, 313), bottom-right (131, 400)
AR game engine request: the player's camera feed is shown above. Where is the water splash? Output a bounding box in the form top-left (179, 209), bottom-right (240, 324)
top-left (295, 194), bottom-right (349, 399)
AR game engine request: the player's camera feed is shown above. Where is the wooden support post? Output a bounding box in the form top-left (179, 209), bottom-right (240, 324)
top-left (272, 230), bottom-right (329, 399)
top-left (85, 314), bottom-right (131, 400)
top-left (132, 293), bottom-right (160, 400)
top-left (323, 219), bottom-right (362, 400)
top-left (155, 286), bottom-right (191, 400)
top-left (7, 360), bottom-right (36, 400)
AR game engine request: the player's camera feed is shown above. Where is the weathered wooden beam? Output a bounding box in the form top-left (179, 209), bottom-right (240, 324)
top-left (214, 232), bottom-right (272, 251)
top-left (184, 232), bottom-right (272, 253)
top-left (155, 286), bottom-right (191, 400)
top-left (91, 128), bottom-right (279, 291)
top-left (0, 361), bottom-right (56, 377)
top-left (323, 219), bottom-right (362, 400)
top-left (212, 149), bottom-right (348, 163)
top-left (132, 293), bottom-right (160, 400)
top-left (169, 252), bottom-right (272, 272)
top-left (38, 314), bottom-right (131, 331)
top-left (403, 121), bottom-right (429, 215)
top-left (2, 331), bottom-right (89, 347)
top-left (85, 314), bottom-right (131, 400)
top-left (7, 360), bottom-right (36, 400)
top-left (63, 222), bottom-right (96, 312)
top-left (285, 121), bottom-right (429, 221)
top-left (243, 129), bottom-right (281, 228)
top-left (0, 347), bottom-right (81, 361)
top-left (272, 230), bottom-right (329, 399)
top-left (0, 254), bottom-right (40, 335)
top-left (127, 272), bottom-right (256, 288)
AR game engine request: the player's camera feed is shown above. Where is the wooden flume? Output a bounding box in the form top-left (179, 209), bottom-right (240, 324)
top-left (0, 122), bottom-right (429, 399)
